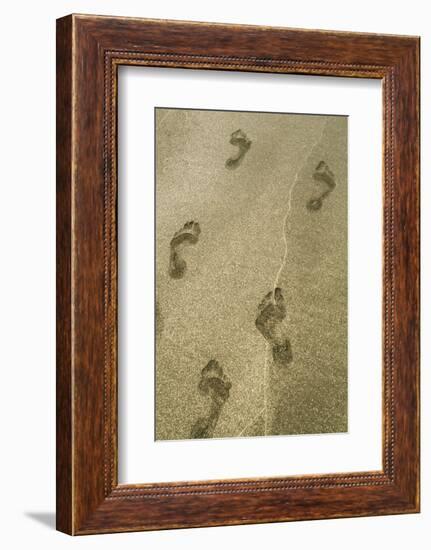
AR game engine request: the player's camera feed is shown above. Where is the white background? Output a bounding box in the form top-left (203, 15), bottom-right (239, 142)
top-left (0, 1), bottom-right (428, 548)
top-left (119, 68), bottom-right (382, 483)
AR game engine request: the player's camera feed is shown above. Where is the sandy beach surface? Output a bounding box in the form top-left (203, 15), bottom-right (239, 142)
top-left (155, 108), bottom-right (347, 440)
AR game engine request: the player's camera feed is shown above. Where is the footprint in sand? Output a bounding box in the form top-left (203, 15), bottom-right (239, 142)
top-left (168, 221), bottom-right (201, 279)
top-left (190, 359), bottom-right (231, 439)
top-left (306, 160), bottom-right (336, 212)
top-left (255, 287), bottom-right (293, 367)
top-left (225, 129), bottom-right (252, 170)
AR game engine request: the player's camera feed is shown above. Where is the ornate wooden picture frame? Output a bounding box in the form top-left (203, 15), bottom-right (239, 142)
top-left (56, 14), bottom-right (420, 535)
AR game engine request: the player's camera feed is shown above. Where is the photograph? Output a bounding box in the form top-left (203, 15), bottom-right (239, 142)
top-left (155, 108), bottom-right (348, 440)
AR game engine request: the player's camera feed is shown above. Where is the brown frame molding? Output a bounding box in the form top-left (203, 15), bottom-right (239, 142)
top-left (56, 14), bottom-right (420, 535)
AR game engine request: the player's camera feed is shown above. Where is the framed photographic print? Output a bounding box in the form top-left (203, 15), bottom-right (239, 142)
top-left (56, 14), bottom-right (420, 535)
